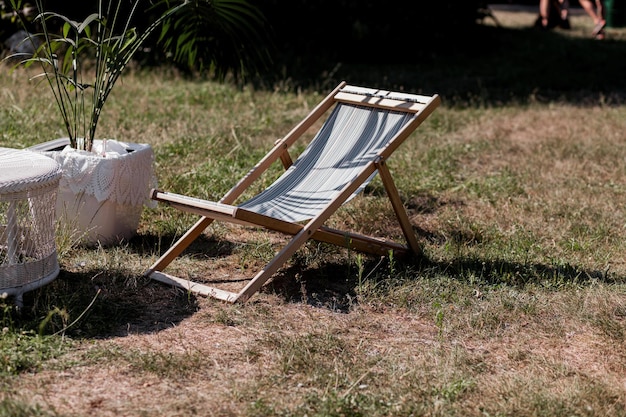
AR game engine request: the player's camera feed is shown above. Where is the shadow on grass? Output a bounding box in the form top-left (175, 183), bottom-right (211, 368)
top-left (115, 215), bottom-right (625, 317)
top-left (128, 230), bottom-right (238, 261)
top-left (13, 267), bottom-right (199, 338)
top-left (18, 226), bottom-right (617, 335)
top-left (12, 240), bottom-right (619, 334)
top-left (263, 250), bottom-right (622, 313)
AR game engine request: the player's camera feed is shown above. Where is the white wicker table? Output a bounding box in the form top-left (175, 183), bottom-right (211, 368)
top-left (0, 147), bottom-right (61, 306)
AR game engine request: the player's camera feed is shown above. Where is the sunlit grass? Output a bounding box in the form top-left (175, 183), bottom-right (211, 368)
top-left (0, 6), bottom-right (625, 415)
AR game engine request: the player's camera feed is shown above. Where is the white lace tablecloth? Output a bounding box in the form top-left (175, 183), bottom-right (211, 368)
top-left (44, 139), bottom-right (157, 208)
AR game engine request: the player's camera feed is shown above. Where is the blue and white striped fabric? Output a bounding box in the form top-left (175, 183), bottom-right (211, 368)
top-left (238, 103), bottom-right (413, 223)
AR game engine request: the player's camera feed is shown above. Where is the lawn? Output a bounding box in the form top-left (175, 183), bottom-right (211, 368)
top-left (0, 5), bottom-right (626, 416)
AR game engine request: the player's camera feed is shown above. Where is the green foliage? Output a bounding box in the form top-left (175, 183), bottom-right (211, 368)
top-left (0, 329), bottom-right (67, 376)
top-left (262, 330), bottom-right (349, 382)
top-left (5, 0), bottom-right (269, 151)
top-left (7, 0), bottom-right (188, 151)
top-left (0, 298), bottom-right (71, 379)
top-left (0, 398), bottom-right (58, 417)
top-left (157, 0), bottom-right (272, 78)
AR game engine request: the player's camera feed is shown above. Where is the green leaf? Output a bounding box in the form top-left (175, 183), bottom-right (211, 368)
top-left (62, 21), bottom-right (71, 38)
top-left (77, 13), bottom-right (100, 33)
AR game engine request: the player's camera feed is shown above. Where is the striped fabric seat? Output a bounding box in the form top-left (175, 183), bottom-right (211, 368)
top-left (240, 104), bottom-right (413, 222)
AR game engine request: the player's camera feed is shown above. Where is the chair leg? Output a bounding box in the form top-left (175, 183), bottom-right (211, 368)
top-left (146, 216), bottom-right (215, 274)
top-left (375, 159), bottom-right (422, 257)
top-left (235, 227), bottom-right (315, 302)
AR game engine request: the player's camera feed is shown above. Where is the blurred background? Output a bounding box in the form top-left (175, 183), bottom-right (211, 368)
top-left (2, 1), bottom-right (626, 103)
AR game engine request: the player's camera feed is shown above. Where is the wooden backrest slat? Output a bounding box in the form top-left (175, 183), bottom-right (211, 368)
top-left (334, 91), bottom-right (428, 113)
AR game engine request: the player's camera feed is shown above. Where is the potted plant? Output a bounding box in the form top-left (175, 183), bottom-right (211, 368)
top-left (5, 0), bottom-right (270, 246)
top-left (3, 0), bottom-right (189, 245)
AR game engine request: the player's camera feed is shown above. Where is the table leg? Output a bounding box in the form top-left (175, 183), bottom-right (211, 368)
top-left (7, 201), bottom-right (18, 264)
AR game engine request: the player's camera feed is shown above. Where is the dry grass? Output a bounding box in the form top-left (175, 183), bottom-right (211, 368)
top-left (1, 5), bottom-right (626, 416)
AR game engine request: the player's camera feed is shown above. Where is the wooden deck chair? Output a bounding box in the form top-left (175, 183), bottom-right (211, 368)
top-left (145, 81), bottom-right (441, 303)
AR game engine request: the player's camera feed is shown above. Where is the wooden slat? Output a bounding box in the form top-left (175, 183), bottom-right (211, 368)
top-left (334, 91), bottom-right (427, 113)
top-left (274, 139), bottom-right (293, 169)
top-left (150, 271), bottom-right (240, 303)
top-left (342, 85), bottom-right (435, 103)
top-left (152, 190), bottom-right (236, 216)
top-left (238, 208), bottom-right (409, 256)
top-left (235, 208), bottom-right (302, 234)
top-left (312, 226), bottom-right (409, 256)
top-left (150, 190), bottom-right (259, 232)
top-left (237, 207), bottom-right (409, 255)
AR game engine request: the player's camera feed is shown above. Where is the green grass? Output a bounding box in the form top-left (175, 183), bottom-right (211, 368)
top-left (0, 7), bottom-right (625, 416)
top-left (0, 398), bottom-right (60, 417)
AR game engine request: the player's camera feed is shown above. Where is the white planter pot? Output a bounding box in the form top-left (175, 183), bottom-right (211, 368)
top-left (32, 139), bottom-right (156, 246)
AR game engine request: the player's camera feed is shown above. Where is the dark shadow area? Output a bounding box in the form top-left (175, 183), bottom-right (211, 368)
top-left (264, 261), bottom-right (361, 312)
top-left (263, 246), bottom-right (623, 313)
top-left (240, 188), bottom-right (623, 311)
top-left (11, 267), bottom-right (199, 339)
top-left (127, 231), bottom-right (237, 260)
top-left (251, 2), bottom-right (626, 106)
top-left (126, 189), bottom-right (625, 314)
top-left (78, 216), bottom-right (625, 317)
top-left (4, 1), bottom-right (624, 105)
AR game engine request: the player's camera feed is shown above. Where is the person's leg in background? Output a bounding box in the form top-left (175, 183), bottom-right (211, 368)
top-left (578, 0), bottom-right (606, 38)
